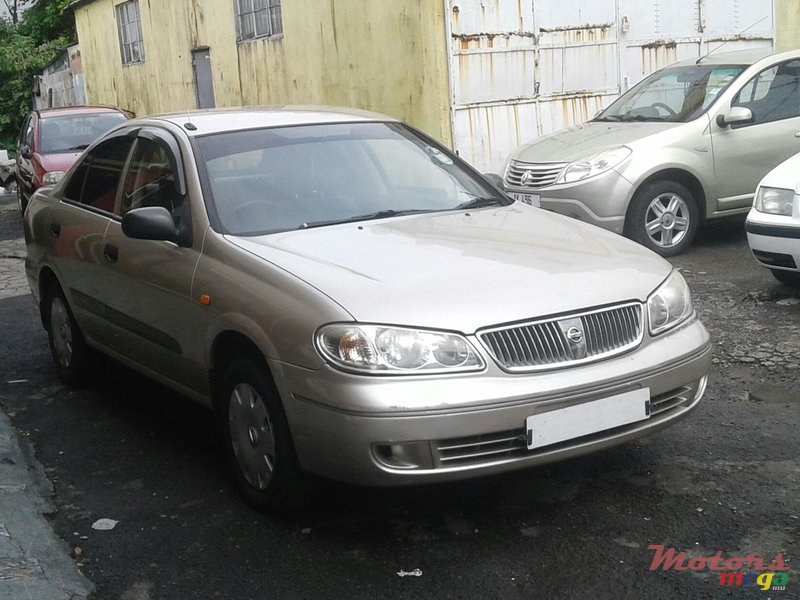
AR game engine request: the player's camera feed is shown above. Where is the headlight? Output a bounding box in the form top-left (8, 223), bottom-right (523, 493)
top-left (316, 324), bottom-right (484, 374)
top-left (556, 147), bottom-right (631, 184)
top-left (647, 270), bottom-right (693, 335)
top-left (753, 186), bottom-right (794, 216)
top-left (43, 171), bottom-right (66, 185)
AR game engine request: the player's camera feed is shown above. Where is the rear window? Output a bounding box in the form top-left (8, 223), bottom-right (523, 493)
top-left (39, 113), bottom-right (128, 154)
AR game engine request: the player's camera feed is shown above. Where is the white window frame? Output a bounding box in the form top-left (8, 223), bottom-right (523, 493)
top-left (116, 1), bottom-right (145, 65)
top-left (236, 0), bottom-right (283, 42)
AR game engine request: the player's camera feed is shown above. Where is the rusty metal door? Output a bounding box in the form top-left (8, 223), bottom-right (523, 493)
top-left (192, 49), bottom-right (216, 110)
top-left (447, 0), bottom-right (775, 173)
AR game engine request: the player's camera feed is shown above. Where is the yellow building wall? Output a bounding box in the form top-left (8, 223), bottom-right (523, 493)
top-left (775, 0), bottom-right (800, 50)
top-left (73, 0), bottom-right (452, 144)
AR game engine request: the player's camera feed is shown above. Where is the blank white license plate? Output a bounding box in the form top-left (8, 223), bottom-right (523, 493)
top-left (510, 192), bottom-right (541, 207)
top-left (526, 388), bottom-right (650, 450)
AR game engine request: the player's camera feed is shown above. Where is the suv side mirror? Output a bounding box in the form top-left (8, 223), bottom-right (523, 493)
top-left (19, 145), bottom-right (31, 159)
top-left (716, 106), bottom-right (754, 128)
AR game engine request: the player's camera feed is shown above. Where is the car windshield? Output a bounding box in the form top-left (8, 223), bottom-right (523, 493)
top-left (39, 113), bottom-right (128, 154)
top-left (594, 64), bottom-right (747, 123)
top-left (195, 121), bottom-right (509, 236)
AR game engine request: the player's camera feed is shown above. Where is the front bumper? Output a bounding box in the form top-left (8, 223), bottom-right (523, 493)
top-left (746, 210), bottom-right (800, 273)
top-left (505, 168), bottom-right (634, 234)
top-left (274, 317), bottom-right (711, 486)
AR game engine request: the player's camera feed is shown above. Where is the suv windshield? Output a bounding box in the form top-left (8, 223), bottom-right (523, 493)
top-left (594, 64), bottom-right (746, 123)
top-left (195, 122), bottom-right (509, 236)
top-left (39, 113), bottom-right (128, 154)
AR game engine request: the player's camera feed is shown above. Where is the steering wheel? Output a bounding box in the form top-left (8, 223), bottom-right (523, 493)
top-left (650, 102), bottom-right (677, 116)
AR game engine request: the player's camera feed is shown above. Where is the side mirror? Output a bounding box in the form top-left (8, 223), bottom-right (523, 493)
top-left (122, 206), bottom-right (187, 245)
top-left (716, 106), bottom-right (754, 128)
top-left (20, 145), bottom-right (31, 159)
top-left (482, 172), bottom-right (505, 188)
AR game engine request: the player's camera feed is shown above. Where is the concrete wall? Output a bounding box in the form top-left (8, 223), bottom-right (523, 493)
top-left (776, 0), bottom-right (800, 50)
top-left (73, 0), bottom-right (452, 144)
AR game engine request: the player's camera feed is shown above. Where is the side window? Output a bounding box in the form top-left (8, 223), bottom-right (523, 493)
top-left (121, 138), bottom-right (183, 217)
top-left (63, 136), bottom-right (134, 212)
top-left (733, 60), bottom-right (800, 125)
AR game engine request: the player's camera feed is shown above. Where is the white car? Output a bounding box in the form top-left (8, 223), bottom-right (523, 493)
top-left (746, 153), bottom-right (800, 286)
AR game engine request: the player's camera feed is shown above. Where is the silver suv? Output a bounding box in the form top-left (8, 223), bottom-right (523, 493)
top-left (504, 48), bottom-right (800, 256)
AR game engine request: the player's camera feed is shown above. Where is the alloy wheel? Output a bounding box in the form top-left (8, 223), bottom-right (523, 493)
top-left (644, 192), bottom-right (690, 249)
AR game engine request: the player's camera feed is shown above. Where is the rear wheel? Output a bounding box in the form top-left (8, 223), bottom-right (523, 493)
top-left (625, 180), bottom-right (699, 257)
top-left (770, 269), bottom-right (800, 286)
top-left (217, 359), bottom-right (305, 512)
top-left (44, 285), bottom-right (95, 386)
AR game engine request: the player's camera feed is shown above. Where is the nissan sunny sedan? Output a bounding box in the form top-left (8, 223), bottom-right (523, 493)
top-left (23, 108), bottom-right (711, 511)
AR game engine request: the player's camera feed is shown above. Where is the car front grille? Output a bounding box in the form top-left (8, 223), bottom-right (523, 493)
top-left (649, 385), bottom-right (692, 416)
top-left (478, 303), bottom-right (643, 372)
top-left (504, 160), bottom-right (568, 189)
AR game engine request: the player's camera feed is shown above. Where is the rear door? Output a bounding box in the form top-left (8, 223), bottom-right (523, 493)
top-left (46, 133), bottom-right (136, 345)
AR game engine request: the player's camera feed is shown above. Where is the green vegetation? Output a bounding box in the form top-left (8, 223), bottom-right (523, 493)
top-left (0, 0), bottom-right (74, 151)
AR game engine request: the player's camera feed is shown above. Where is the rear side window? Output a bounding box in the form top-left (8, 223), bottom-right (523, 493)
top-left (63, 136), bottom-right (134, 212)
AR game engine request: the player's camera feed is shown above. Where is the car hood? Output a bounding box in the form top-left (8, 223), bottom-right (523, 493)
top-left (35, 152), bottom-right (81, 173)
top-left (226, 206), bottom-right (671, 333)
top-left (513, 121), bottom-right (679, 163)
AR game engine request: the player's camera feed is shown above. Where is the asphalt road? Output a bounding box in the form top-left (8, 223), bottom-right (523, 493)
top-left (0, 197), bottom-right (798, 600)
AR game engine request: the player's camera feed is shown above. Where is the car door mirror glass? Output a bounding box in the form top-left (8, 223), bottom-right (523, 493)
top-left (122, 206), bottom-right (182, 244)
top-left (20, 145), bottom-right (31, 159)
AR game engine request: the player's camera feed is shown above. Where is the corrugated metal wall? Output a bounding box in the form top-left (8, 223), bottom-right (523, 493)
top-left (449, 0), bottom-right (775, 173)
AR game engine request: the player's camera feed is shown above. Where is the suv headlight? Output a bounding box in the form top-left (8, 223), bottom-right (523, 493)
top-left (316, 324), bottom-right (484, 374)
top-left (754, 186), bottom-right (794, 216)
top-left (556, 146), bottom-right (631, 184)
top-left (43, 171), bottom-right (66, 185)
top-left (647, 270), bottom-right (693, 335)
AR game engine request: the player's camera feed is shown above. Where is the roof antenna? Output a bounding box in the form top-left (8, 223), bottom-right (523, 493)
top-left (184, 111), bottom-right (197, 131)
top-left (696, 15), bottom-right (769, 64)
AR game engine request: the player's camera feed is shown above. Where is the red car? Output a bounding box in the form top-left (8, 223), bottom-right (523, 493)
top-left (15, 106), bottom-right (129, 212)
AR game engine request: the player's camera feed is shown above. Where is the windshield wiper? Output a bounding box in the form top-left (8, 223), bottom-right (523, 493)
top-left (617, 114), bottom-right (665, 122)
top-left (453, 197), bottom-right (508, 210)
top-left (299, 208), bottom-right (436, 230)
top-left (593, 115), bottom-right (623, 122)
top-left (64, 144), bottom-right (90, 151)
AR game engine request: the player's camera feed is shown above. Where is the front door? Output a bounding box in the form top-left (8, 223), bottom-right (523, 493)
top-left (710, 58), bottom-right (800, 212)
top-left (193, 49), bottom-right (216, 109)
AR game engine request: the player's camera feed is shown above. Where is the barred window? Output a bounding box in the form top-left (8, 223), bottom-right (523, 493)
top-left (116, 1), bottom-right (145, 65)
top-left (236, 0), bottom-right (282, 41)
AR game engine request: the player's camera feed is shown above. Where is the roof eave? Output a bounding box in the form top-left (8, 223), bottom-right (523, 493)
top-left (69, 0), bottom-right (99, 11)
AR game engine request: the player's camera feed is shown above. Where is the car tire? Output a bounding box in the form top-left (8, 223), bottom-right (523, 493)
top-left (770, 269), bottom-right (800, 286)
top-left (625, 180), bottom-right (699, 257)
top-left (218, 358), bottom-right (305, 513)
top-left (44, 285), bottom-right (95, 386)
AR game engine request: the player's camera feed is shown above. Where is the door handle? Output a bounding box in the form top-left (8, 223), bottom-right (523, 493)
top-left (104, 244), bottom-right (119, 263)
top-left (49, 223), bottom-right (60, 238)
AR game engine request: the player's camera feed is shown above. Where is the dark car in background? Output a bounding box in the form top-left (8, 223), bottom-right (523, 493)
top-left (15, 106), bottom-right (129, 212)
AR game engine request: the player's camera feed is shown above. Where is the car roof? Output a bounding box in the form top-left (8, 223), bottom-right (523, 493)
top-left (671, 47), bottom-right (798, 68)
top-left (37, 106), bottom-right (127, 119)
top-left (142, 106), bottom-right (398, 136)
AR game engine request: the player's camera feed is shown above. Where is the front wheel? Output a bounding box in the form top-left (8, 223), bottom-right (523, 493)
top-left (217, 359), bottom-right (305, 512)
top-left (771, 269), bottom-right (800, 286)
top-left (625, 180), bottom-right (699, 257)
